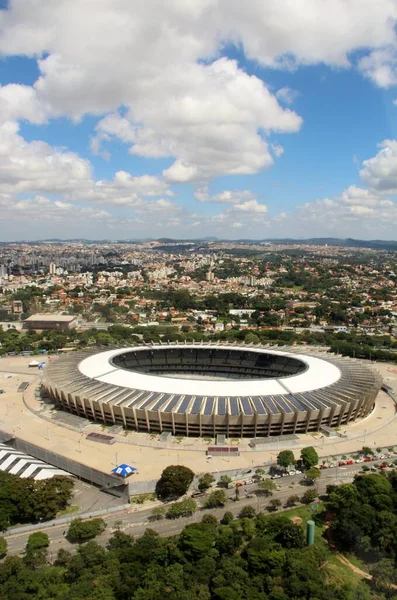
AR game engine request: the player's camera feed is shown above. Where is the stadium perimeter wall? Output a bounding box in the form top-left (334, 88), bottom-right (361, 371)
top-left (0, 430), bottom-right (129, 500)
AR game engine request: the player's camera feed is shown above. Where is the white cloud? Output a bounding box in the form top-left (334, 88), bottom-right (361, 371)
top-left (276, 87), bottom-right (299, 105)
top-left (195, 187), bottom-right (256, 205)
top-left (1, 1), bottom-right (395, 186)
top-left (271, 143), bottom-right (284, 158)
top-left (360, 140), bottom-right (397, 193)
top-left (271, 185), bottom-right (397, 237)
top-left (0, 121), bottom-right (93, 195)
top-left (92, 58), bottom-right (301, 183)
top-left (358, 47), bottom-right (397, 88)
top-left (0, 84), bottom-right (48, 124)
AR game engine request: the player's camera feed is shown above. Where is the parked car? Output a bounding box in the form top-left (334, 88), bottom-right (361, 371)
top-left (338, 461), bottom-right (346, 466)
top-left (363, 457), bottom-right (372, 462)
top-left (346, 460), bottom-right (354, 465)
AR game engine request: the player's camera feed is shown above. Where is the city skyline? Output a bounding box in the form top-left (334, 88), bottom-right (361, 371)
top-left (2, 1), bottom-right (397, 240)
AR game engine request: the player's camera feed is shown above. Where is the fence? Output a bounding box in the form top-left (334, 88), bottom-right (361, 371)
top-left (6, 503), bottom-right (131, 537)
top-left (0, 430), bottom-right (129, 500)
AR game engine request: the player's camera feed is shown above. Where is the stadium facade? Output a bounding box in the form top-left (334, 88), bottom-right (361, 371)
top-left (43, 343), bottom-right (382, 438)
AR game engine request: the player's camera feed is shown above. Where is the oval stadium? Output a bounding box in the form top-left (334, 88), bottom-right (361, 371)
top-left (42, 343), bottom-right (382, 438)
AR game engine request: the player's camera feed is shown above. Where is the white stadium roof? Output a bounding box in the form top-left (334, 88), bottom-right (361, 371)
top-left (78, 345), bottom-right (341, 396)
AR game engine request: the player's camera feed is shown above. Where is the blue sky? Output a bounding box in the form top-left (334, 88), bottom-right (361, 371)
top-left (1, 1), bottom-right (397, 240)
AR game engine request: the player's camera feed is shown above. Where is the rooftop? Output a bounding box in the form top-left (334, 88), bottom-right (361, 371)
top-left (23, 314), bottom-right (77, 323)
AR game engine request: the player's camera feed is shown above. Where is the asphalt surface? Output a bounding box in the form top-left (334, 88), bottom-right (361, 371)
top-left (5, 461), bottom-right (382, 557)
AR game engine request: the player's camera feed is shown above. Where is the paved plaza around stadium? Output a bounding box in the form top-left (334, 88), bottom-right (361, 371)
top-left (0, 354), bottom-right (397, 484)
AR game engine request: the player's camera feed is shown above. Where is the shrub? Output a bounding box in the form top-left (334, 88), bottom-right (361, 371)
top-left (220, 511), bottom-right (234, 525)
top-left (150, 506), bottom-right (165, 521)
top-left (198, 473), bottom-right (215, 492)
top-left (268, 498), bottom-right (282, 512)
top-left (26, 532), bottom-right (49, 550)
top-left (67, 518), bottom-right (106, 543)
top-left (286, 494), bottom-right (300, 507)
top-left (166, 498), bottom-right (197, 519)
top-left (238, 505), bottom-right (256, 519)
top-left (301, 489), bottom-right (317, 504)
top-left (204, 490), bottom-right (227, 509)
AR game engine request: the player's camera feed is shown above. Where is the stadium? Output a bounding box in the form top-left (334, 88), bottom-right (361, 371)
top-left (42, 343), bottom-right (382, 438)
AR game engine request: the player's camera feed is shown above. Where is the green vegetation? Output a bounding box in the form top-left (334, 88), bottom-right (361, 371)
top-left (301, 489), bottom-right (318, 504)
top-left (0, 537), bottom-right (7, 559)
top-left (277, 449), bottom-right (295, 470)
top-left (67, 517), bottom-right (106, 543)
top-left (238, 505), bottom-right (256, 519)
top-left (300, 446), bottom-right (319, 470)
top-left (204, 490), bottom-right (228, 509)
top-left (0, 496), bottom-right (390, 599)
top-left (156, 465), bottom-right (195, 500)
top-left (305, 467), bottom-right (321, 483)
top-left (218, 475), bottom-right (232, 488)
top-left (0, 473), bottom-right (74, 530)
top-left (150, 506), bottom-right (165, 521)
top-left (130, 493), bottom-right (156, 504)
top-left (166, 498), bottom-right (197, 519)
top-left (198, 472), bottom-right (215, 492)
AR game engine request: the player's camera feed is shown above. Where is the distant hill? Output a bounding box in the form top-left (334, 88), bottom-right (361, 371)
top-left (261, 238), bottom-right (397, 250)
top-left (2, 237), bottom-right (397, 250)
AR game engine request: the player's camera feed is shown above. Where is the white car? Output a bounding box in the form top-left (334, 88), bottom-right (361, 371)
top-left (288, 470), bottom-right (296, 475)
top-left (295, 470), bottom-right (302, 475)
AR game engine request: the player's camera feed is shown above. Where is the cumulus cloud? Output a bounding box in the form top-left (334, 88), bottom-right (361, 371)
top-left (92, 58), bottom-right (301, 183)
top-left (360, 140), bottom-right (397, 193)
top-left (358, 47), bottom-right (397, 88)
top-left (194, 187), bottom-right (256, 205)
top-left (271, 185), bottom-right (397, 237)
top-left (0, 0), bottom-right (395, 186)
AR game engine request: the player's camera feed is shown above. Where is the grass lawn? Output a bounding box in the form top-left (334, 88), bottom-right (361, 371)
top-left (57, 505), bottom-right (79, 517)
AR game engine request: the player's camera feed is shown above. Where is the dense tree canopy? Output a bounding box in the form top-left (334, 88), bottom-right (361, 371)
top-left (0, 473), bottom-right (74, 530)
top-left (156, 465), bottom-right (195, 500)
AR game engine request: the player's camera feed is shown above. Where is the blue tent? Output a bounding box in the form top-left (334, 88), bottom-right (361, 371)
top-left (112, 463), bottom-right (137, 478)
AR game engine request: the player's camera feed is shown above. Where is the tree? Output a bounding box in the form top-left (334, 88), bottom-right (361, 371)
top-left (166, 498), bottom-right (197, 519)
top-left (23, 532), bottom-right (50, 569)
top-left (218, 475), bottom-right (232, 489)
top-left (0, 537), bottom-right (7, 559)
top-left (67, 517), bottom-right (106, 542)
top-left (26, 532), bottom-right (49, 551)
top-left (305, 468), bottom-right (321, 483)
top-left (238, 505), bottom-right (256, 519)
top-left (268, 498), bottom-right (282, 512)
top-left (220, 511), bottom-right (234, 525)
top-left (150, 506), bottom-right (165, 521)
top-left (107, 530), bottom-right (134, 551)
top-left (361, 446), bottom-right (374, 456)
top-left (198, 473), bottom-right (215, 492)
top-left (156, 465), bottom-right (195, 500)
top-left (300, 447), bottom-right (319, 470)
top-left (371, 558), bottom-right (397, 593)
top-left (285, 494), bottom-right (300, 507)
top-left (301, 489), bottom-right (317, 504)
top-left (204, 490), bottom-right (227, 509)
top-left (277, 450), bottom-right (295, 471)
top-left (258, 479), bottom-right (276, 496)
top-left (201, 514), bottom-right (218, 526)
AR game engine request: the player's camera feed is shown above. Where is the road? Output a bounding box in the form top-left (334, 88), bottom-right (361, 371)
top-left (5, 461), bottom-right (372, 557)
